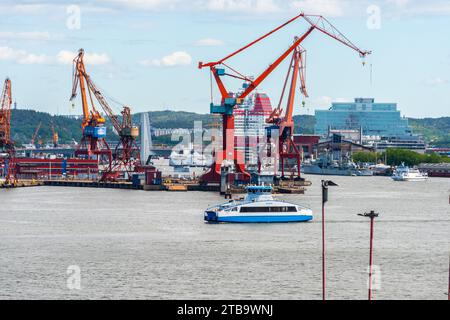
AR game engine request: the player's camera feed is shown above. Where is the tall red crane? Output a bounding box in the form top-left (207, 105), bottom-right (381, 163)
top-left (265, 44), bottom-right (308, 179)
top-left (0, 78), bottom-right (16, 185)
top-left (70, 49), bottom-right (140, 181)
top-left (198, 13), bottom-right (371, 184)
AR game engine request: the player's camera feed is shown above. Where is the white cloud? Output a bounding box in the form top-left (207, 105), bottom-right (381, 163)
top-left (195, 38), bottom-right (225, 46)
top-left (7, 4), bottom-right (50, 15)
top-left (57, 50), bottom-right (111, 65)
top-left (205, 0), bottom-right (281, 13)
top-left (102, 0), bottom-right (179, 10)
top-left (0, 31), bottom-right (51, 41)
top-left (0, 46), bottom-right (50, 64)
top-left (290, 0), bottom-right (345, 17)
top-left (2, 0), bottom-right (450, 18)
top-left (425, 77), bottom-right (449, 86)
top-left (140, 51), bottom-right (192, 67)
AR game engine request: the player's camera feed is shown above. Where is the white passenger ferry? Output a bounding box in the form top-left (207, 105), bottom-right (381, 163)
top-left (391, 163), bottom-right (428, 182)
top-left (204, 186), bottom-right (313, 223)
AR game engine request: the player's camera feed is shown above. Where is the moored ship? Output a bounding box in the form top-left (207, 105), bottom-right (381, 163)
top-left (391, 163), bottom-right (428, 181)
top-left (301, 156), bottom-right (373, 176)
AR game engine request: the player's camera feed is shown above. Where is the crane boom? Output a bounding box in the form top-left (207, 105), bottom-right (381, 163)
top-left (31, 121), bottom-right (42, 145)
top-left (85, 77), bottom-right (122, 134)
top-left (0, 78), bottom-right (12, 144)
top-left (0, 78), bottom-right (16, 186)
top-left (70, 49), bottom-right (105, 129)
top-left (200, 13), bottom-right (371, 103)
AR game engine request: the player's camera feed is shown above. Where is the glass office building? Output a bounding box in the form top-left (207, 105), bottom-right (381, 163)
top-left (315, 98), bottom-right (413, 138)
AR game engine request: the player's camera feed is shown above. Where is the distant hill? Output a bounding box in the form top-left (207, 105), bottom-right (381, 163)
top-left (409, 117), bottom-right (450, 148)
top-left (10, 109), bottom-right (82, 145)
top-left (10, 109), bottom-right (216, 145)
top-left (9, 109), bottom-right (450, 147)
top-left (133, 110), bottom-right (215, 129)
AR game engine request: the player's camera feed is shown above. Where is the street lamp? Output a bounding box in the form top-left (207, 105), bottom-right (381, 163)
top-left (321, 180), bottom-right (338, 300)
top-left (447, 254), bottom-right (450, 300)
top-left (358, 210), bottom-right (380, 301)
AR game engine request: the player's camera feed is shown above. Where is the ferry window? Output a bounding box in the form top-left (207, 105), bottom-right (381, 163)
top-left (239, 207), bottom-right (297, 213)
top-left (241, 207), bottom-right (270, 213)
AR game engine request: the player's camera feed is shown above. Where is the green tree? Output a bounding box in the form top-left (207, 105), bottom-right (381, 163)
top-left (352, 151), bottom-right (379, 163)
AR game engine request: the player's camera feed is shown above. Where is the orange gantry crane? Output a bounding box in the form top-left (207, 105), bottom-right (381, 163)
top-left (50, 122), bottom-right (58, 148)
top-left (70, 49), bottom-right (112, 173)
top-left (70, 49), bottom-right (139, 181)
top-left (0, 78), bottom-right (16, 185)
top-left (30, 121), bottom-right (42, 147)
top-left (198, 12), bottom-right (371, 183)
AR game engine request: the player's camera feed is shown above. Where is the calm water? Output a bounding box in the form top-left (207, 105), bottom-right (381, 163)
top-left (0, 176), bottom-right (448, 300)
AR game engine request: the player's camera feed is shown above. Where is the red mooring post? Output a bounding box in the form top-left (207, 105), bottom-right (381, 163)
top-left (359, 210), bottom-right (379, 301)
top-left (448, 254), bottom-right (449, 301)
top-left (368, 214), bottom-right (375, 300)
top-left (322, 200), bottom-right (326, 301)
top-left (321, 180), bottom-right (338, 301)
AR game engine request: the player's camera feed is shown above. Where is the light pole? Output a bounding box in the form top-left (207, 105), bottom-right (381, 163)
top-left (358, 210), bottom-right (379, 301)
top-left (321, 180), bottom-right (338, 300)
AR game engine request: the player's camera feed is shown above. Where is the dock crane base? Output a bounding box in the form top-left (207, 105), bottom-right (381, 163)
top-left (199, 150), bottom-right (251, 185)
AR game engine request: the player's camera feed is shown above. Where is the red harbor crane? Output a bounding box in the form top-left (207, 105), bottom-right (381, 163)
top-left (97, 101), bottom-right (140, 181)
top-left (265, 45), bottom-right (308, 179)
top-left (70, 49), bottom-right (140, 181)
top-left (0, 78), bottom-right (17, 185)
top-left (198, 12), bottom-right (371, 183)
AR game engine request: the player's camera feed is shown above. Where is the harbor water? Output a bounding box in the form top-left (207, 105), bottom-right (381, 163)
top-left (0, 176), bottom-right (448, 300)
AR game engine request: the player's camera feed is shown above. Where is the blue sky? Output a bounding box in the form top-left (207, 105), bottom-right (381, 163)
top-left (0, 0), bottom-right (449, 118)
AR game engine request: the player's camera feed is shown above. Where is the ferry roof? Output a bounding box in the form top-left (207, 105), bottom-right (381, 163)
top-left (246, 185), bottom-right (273, 191)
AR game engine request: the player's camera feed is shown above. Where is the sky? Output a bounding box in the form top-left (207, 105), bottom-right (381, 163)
top-left (0, 0), bottom-right (449, 118)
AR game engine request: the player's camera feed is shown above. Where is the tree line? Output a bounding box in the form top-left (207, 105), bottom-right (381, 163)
top-left (352, 148), bottom-right (450, 166)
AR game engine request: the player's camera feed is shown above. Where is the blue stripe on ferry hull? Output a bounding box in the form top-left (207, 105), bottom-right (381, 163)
top-left (214, 215), bottom-right (313, 223)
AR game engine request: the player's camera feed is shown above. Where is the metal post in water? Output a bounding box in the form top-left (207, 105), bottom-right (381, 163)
top-left (321, 180), bottom-right (338, 300)
top-left (358, 210), bottom-right (379, 301)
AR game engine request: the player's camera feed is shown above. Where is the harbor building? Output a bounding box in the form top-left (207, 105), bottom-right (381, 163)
top-left (234, 92), bottom-right (273, 165)
top-left (315, 98), bottom-right (426, 153)
top-left (315, 98), bottom-right (412, 137)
